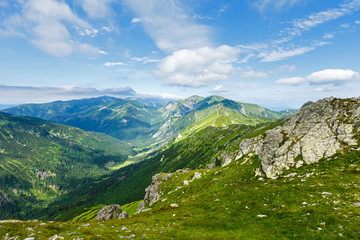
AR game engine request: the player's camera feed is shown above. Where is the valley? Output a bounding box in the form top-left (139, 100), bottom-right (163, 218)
top-left (0, 96), bottom-right (359, 239)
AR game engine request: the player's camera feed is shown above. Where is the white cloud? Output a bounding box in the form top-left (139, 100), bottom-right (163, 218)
top-left (276, 65), bottom-right (296, 73)
top-left (275, 77), bottom-right (306, 85)
top-left (212, 85), bottom-right (231, 93)
top-left (31, 20), bottom-right (73, 57)
top-left (101, 26), bottom-right (112, 32)
top-left (240, 68), bottom-right (268, 79)
top-left (104, 62), bottom-right (127, 67)
top-left (260, 46), bottom-right (313, 62)
top-left (251, 0), bottom-right (302, 13)
top-left (289, 0), bottom-right (360, 36)
top-left (237, 53), bottom-right (256, 63)
top-left (275, 68), bottom-right (360, 90)
top-left (131, 57), bottom-right (160, 64)
top-left (123, 0), bottom-right (212, 53)
top-left (131, 18), bottom-right (141, 23)
top-left (158, 45), bottom-right (239, 87)
top-left (238, 1), bottom-right (360, 64)
top-left (314, 84), bottom-right (340, 92)
top-left (1, 0), bottom-right (103, 57)
top-left (79, 0), bottom-right (113, 18)
top-left (356, 20), bottom-right (360, 24)
top-left (307, 69), bottom-right (360, 85)
top-left (98, 50), bottom-right (107, 55)
top-left (324, 33), bottom-right (334, 39)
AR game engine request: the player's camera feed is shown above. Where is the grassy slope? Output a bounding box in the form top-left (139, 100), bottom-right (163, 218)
top-left (48, 119), bottom-right (287, 221)
top-left (0, 112), bottom-right (133, 219)
top-left (1, 149), bottom-right (359, 239)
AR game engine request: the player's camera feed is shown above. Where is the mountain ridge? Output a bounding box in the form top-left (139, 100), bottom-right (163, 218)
top-left (3, 95), bottom-right (297, 148)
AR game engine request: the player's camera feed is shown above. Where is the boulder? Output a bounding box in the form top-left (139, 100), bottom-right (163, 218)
top-left (96, 204), bottom-right (129, 221)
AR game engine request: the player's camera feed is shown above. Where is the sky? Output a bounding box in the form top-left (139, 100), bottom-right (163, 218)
top-left (0, 0), bottom-right (360, 110)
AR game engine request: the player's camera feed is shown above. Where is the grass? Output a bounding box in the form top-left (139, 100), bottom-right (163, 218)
top-left (2, 149), bottom-right (359, 239)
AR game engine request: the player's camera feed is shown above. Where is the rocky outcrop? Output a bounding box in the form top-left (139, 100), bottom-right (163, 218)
top-left (143, 173), bottom-right (173, 207)
top-left (232, 97), bottom-right (360, 178)
top-left (96, 204), bottom-right (128, 221)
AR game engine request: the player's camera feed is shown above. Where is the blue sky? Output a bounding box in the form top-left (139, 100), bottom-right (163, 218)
top-left (0, 0), bottom-right (360, 110)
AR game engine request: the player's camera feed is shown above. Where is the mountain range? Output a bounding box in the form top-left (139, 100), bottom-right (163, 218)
top-left (3, 95), bottom-right (296, 148)
top-left (1, 96), bottom-right (359, 239)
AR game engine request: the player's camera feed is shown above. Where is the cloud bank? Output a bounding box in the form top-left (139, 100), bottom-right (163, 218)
top-left (157, 45), bottom-right (239, 87)
top-left (0, 85), bottom-right (183, 104)
top-left (275, 69), bottom-right (360, 91)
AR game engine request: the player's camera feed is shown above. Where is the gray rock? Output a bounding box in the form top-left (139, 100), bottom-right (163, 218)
top-left (144, 173), bottom-right (173, 206)
top-left (206, 162), bottom-right (216, 169)
top-left (120, 211), bottom-right (129, 219)
top-left (96, 204), bottom-right (129, 221)
top-left (49, 235), bottom-right (64, 240)
top-left (234, 97), bottom-right (360, 178)
top-left (137, 201), bottom-right (144, 214)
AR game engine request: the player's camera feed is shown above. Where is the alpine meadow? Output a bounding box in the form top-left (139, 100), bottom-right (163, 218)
top-left (1, 0), bottom-right (360, 239)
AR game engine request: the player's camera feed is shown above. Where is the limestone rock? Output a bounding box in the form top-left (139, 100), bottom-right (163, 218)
top-left (235, 97), bottom-right (360, 178)
top-left (96, 204), bottom-right (129, 221)
top-left (144, 173), bottom-right (173, 206)
top-left (137, 201), bottom-right (144, 214)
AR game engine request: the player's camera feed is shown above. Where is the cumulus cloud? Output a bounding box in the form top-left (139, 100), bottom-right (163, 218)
top-left (275, 77), bottom-right (306, 85)
top-left (123, 0), bottom-right (212, 53)
top-left (307, 69), bottom-right (360, 85)
top-left (250, 0), bottom-right (302, 13)
top-left (0, 0), bottom-right (103, 57)
top-left (157, 45), bottom-right (239, 87)
top-left (79, 0), bottom-right (113, 18)
top-left (275, 69), bottom-right (360, 91)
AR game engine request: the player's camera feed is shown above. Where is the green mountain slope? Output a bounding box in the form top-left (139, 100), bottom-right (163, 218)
top-left (45, 119), bottom-right (286, 221)
top-left (0, 112), bottom-right (133, 219)
top-left (3, 151), bottom-right (359, 239)
top-left (3, 97), bottom-right (163, 146)
top-left (151, 95), bottom-right (297, 142)
top-left (3, 96), bottom-right (297, 149)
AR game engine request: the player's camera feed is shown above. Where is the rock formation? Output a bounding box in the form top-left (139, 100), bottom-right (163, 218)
top-left (96, 204), bottom-right (129, 221)
top-left (143, 173), bottom-right (173, 206)
top-left (228, 97), bottom-right (360, 178)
